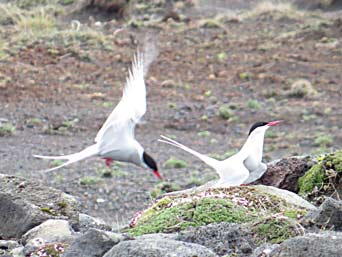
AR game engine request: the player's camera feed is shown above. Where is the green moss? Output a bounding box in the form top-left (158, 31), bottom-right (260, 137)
top-left (129, 197), bottom-right (251, 236)
top-left (253, 217), bottom-right (299, 244)
top-left (40, 207), bottom-right (56, 215)
top-left (128, 186), bottom-right (310, 237)
top-left (163, 158), bottom-right (188, 169)
top-left (298, 161), bottom-right (325, 195)
top-left (298, 150), bottom-right (342, 195)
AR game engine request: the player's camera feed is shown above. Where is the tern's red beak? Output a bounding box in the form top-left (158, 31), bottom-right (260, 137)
top-left (153, 170), bottom-right (163, 180)
top-left (267, 120), bottom-right (283, 126)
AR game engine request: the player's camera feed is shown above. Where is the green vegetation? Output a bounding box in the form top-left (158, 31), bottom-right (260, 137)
top-left (149, 182), bottom-right (182, 198)
top-left (0, 122), bottom-right (16, 136)
top-left (298, 150), bottom-right (342, 195)
top-left (253, 216), bottom-right (301, 244)
top-left (239, 72), bottom-right (251, 81)
top-left (218, 104), bottom-right (234, 120)
top-left (314, 133), bottom-right (333, 148)
top-left (197, 130), bottom-right (211, 137)
top-left (79, 176), bottom-right (102, 186)
top-left (247, 99), bottom-right (261, 110)
top-left (128, 187), bottom-right (307, 238)
top-left (129, 196), bottom-right (250, 236)
top-left (163, 157), bottom-right (188, 169)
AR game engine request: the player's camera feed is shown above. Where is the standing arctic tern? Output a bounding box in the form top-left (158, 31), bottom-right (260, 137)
top-left (34, 52), bottom-right (161, 179)
top-left (159, 120), bottom-right (282, 186)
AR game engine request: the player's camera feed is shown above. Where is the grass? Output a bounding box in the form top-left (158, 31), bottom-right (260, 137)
top-left (163, 157), bottom-right (188, 169)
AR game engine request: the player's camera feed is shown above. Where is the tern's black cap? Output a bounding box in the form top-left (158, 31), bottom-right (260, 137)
top-left (248, 121), bottom-right (268, 135)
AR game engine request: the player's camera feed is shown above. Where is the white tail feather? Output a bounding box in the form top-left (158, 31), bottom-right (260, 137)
top-left (34, 144), bottom-right (99, 172)
top-left (158, 135), bottom-right (219, 168)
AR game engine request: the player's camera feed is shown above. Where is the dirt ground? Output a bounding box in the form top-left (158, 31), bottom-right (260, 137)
top-left (0, 0), bottom-right (341, 226)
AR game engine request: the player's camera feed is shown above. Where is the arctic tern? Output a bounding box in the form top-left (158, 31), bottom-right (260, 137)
top-left (159, 120), bottom-right (282, 186)
top-left (34, 52), bottom-right (161, 179)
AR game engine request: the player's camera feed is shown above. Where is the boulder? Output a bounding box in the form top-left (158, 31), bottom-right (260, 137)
top-left (78, 213), bottom-right (112, 232)
top-left (129, 185), bottom-right (315, 236)
top-left (177, 222), bottom-right (255, 256)
top-left (63, 228), bottom-right (126, 257)
top-left (269, 232), bottom-right (342, 257)
top-left (0, 174), bottom-right (79, 239)
top-left (302, 198), bottom-right (342, 231)
top-left (256, 156), bottom-right (314, 192)
top-left (103, 238), bottom-right (218, 257)
top-left (22, 219), bottom-right (74, 245)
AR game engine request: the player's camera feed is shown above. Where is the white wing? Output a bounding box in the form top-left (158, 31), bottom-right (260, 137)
top-left (95, 51), bottom-right (146, 144)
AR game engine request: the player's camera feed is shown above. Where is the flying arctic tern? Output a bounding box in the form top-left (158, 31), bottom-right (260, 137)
top-left (34, 52), bottom-right (161, 179)
top-left (159, 120), bottom-right (282, 186)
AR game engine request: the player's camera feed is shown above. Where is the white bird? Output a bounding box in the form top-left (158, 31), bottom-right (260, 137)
top-left (158, 120), bottom-right (282, 186)
top-left (34, 52), bottom-right (161, 179)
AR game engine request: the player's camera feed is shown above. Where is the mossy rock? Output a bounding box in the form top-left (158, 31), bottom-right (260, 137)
top-left (298, 150), bottom-right (342, 199)
top-left (128, 186), bottom-right (313, 236)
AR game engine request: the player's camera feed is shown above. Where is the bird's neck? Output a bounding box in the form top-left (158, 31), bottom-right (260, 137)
top-left (238, 130), bottom-right (266, 160)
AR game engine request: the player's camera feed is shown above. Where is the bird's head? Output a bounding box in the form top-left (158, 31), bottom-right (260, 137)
top-left (142, 152), bottom-right (162, 179)
top-left (248, 120), bottom-right (283, 136)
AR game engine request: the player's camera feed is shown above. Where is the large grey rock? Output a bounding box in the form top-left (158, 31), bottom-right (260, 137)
top-left (0, 174), bottom-right (79, 239)
top-left (63, 228), bottom-right (125, 257)
top-left (22, 219), bottom-right (74, 244)
top-left (269, 232), bottom-right (342, 257)
top-left (104, 238), bottom-right (218, 257)
top-left (302, 198), bottom-right (342, 231)
top-left (177, 222), bottom-right (255, 256)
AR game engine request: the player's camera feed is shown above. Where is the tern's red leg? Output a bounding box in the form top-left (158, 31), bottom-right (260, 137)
top-left (103, 158), bottom-right (113, 167)
top-left (240, 184), bottom-right (248, 186)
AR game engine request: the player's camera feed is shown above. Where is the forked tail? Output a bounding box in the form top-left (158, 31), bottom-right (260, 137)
top-left (33, 144), bottom-right (99, 172)
top-left (158, 135), bottom-right (219, 168)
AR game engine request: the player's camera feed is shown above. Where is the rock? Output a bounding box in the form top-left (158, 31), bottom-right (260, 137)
top-left (251, 243), bottom-right (280, 257)
top-left (302, 198), bottom-right (342, 231)
top-left (104, 238), bottom-right (218, 257)
top-left (256, 156), bottom-right (314, 192)
top-left (0, 174), bottom-right (79, 239)
top-left (129, 186), bottom-right (314, 236)
top-left (0, 240), bottom-right (20, 256)
top-left (269, 232), bottom-right (342, 257)
top-left (253, 185), bottom-right (316, 210)
top-left (137, 233), bottom-right (178, 241)
top-left (22, 219), bottom-right (74, 245)
top-left (10, 246), bottom-right (25, 257)
top-left (177, 222), bottom-right (255, 256)
top-left (63, 228), bottom-right (125, 257)
top-left (78, 213), bottom-right (112, 232)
